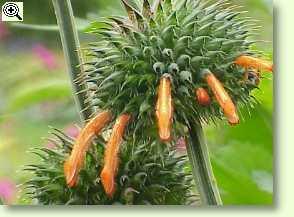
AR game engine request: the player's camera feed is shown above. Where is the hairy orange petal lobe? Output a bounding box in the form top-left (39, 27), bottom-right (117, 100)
top-left (100, 114), bottom-right (131, 197)
top-left (155, 76), bottom-right (173, 142)
top-left (195, 87), bottom-right (211, 106)
top-left (235, 55), bottom-right (273, 72)
top-left (203, 70), bottom-right (239, 125)
top-left (64, 111), bottom-right (112, 187)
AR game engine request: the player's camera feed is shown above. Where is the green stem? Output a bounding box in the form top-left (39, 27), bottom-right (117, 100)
top-left (52, 0), bottom-right (92, 122)
top-left (186, 120), bottom-right (222, 206)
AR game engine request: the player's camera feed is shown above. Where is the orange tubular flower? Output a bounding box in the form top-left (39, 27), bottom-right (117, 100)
top-left (100, 114), bottom-right (131, 198)
top-left (155, 75), bottom-right (173, 142)
top-left (64, 111), bottom-right (112, 187)
top-left (235, 55), bottom-right (273, 72)
top-left (195, 87), bottom-right (211, 106)
top-left (203, 70), bottom-right (239, 125)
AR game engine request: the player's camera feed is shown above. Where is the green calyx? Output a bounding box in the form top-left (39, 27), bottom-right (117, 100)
top-left (23, 129), bottom-right (197, 205)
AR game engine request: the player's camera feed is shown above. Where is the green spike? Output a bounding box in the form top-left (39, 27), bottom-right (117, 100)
top-left (191, 56), bottom-right (210, 68)
top-left (163, 0), bottom-right (172, 15)
top-left (109, 16), bottom-right (126, 26)
top-left (182, 9), bottom-right (201, 25)
top-left (121, 0), bottom-right (139, 24)
top-left (142, 0), bottom-right (152, 18)
top-left (149, 17), bottom-right (157, 28)
top-left (177, 54), bottom-right (191, 67)
top-left (152, 0), bottom-right (162, 13)
top-left (154, 0), bottom-right (164, 21)
top-left (161, 25), bottom-right (175, 41)
top-left (176, 0), bottom-right (187, 10)
top-left (205, 0), bottom-right (227, 14)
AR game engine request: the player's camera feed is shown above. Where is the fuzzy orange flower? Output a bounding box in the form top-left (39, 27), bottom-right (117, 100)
top-left (100, 114), bottom-right (131, 197)
top-left (155, 75), bottom-right (173, 142)
top-left (203, 70), bottom-right (239, 125)
top-left (235, 55), bottom-right (273, 72)
top-left (64, 111), bottom-right (112, 187)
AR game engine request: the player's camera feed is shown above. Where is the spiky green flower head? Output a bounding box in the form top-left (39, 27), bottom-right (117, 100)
top-left (24, 129), bottom-right (197, 205)
top-left (22, 0), bottom-right (271, 205)
top-left (82, 0), bottom-right (263, 135)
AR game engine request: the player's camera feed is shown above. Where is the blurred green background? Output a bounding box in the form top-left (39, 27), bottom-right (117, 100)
top-left (0, 0), bottom-right (273, 205)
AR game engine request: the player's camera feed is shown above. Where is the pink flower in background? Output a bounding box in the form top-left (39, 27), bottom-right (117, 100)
top-left (45, 142), bottom-right (57, 149)
top-left (64, 124), bottom-right (79, 138)
top-left (0, 178), bottom-right (16, 204)
top-left (32, 43), bottom-right (58, 70)
top-left (0, 21), bottom-right (10, 40)
top-left (45, 124), bottom-right (79, 149)
top-left (176, 137), bottom-right (187, 152)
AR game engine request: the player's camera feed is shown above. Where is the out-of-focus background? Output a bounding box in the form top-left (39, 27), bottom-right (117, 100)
top-left (0, 0), bottom-right (273, 205)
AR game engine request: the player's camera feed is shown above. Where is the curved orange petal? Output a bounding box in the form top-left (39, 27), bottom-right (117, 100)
top-left (235, 55), bottom-right (273, 72)
top-left (64, 111), bottom-right (112, 187)
top-left (203, 70), bottom-right (239, 125)
top-left (100, 114), bottom-right (131, 198)
top-left (155, 76), bottom-right (173, 142)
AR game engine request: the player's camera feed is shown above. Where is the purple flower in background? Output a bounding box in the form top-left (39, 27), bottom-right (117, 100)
top-left (0, 178), bottom-right (16, 204)
top-left (176, 137), bottom-right (187, 152)
top-left (0, 21), bottom-right (9, 40)
top-left (32, 43), bottom-right (58, 70)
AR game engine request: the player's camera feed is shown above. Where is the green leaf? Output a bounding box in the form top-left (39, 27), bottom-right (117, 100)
top-left (207, 106), bottom-right (273, 205)
top-left (9, 17), bottom-right (89, 32)
top-left (83, 21), bottom-right (111, 33)
top-left (253, 76), bottom-right (273, 113)
top-left (7, 80), bottom-right (71, 111)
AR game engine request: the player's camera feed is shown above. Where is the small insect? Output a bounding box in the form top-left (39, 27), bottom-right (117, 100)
top-left (235, 55), bottom-right (273, 72)
top-left (64, 111), bottom-right (112, 187)
top-left (155, 75), bottom-right (173, 142)
top-left (203, 69), bottom-right (240, 125)
top-left (100, 114), bottom-right (131, 197)
top-left (195, 87), bottom-right (211, 106)
top-left (244, 68), bottom-right (261, 86)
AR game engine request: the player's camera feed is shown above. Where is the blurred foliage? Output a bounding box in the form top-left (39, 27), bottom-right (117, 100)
top-left (0, 0), bottom-right (272, 205)
top-left (0, 0), bottom-right (120, 43)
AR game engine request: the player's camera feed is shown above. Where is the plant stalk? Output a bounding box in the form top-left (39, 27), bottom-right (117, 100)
top-left (186, 120), bottom-right (222, 206)
top-left (52, 0), bottom-right (92, 122)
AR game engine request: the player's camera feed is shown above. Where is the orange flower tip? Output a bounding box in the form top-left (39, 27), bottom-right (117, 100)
top-left (268, 64), bottom-right (273, 72)
top-left (227, 114), bottom-right (240, 126)
top-left (100, 168), bottom-right (115, 198)
top-left (234, 56), bottom-right (273, 73)
top-left (200, 68), bottom-right (212, 78)
top-left (64, 160), bottom-right (78, 187)
top-left (67, 177), bottom-right (78, 188)
top-left (196, 87), bottom-right (211, 106)
top-left (162, 73), bottom-right (172, 79)
top-left (159, 132), bottom-right (172, 142)
top-left (120, 113), bottom-right (132, 123)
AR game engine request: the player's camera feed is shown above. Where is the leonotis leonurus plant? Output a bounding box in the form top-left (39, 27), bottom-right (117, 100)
top-left (24, 0), bottom-right (272, 205)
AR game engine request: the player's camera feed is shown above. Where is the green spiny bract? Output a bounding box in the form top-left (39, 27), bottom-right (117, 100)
top-left (24, 129), bottom-right (197, 205)
top-left (82, 0), bottom-right (258, 130)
